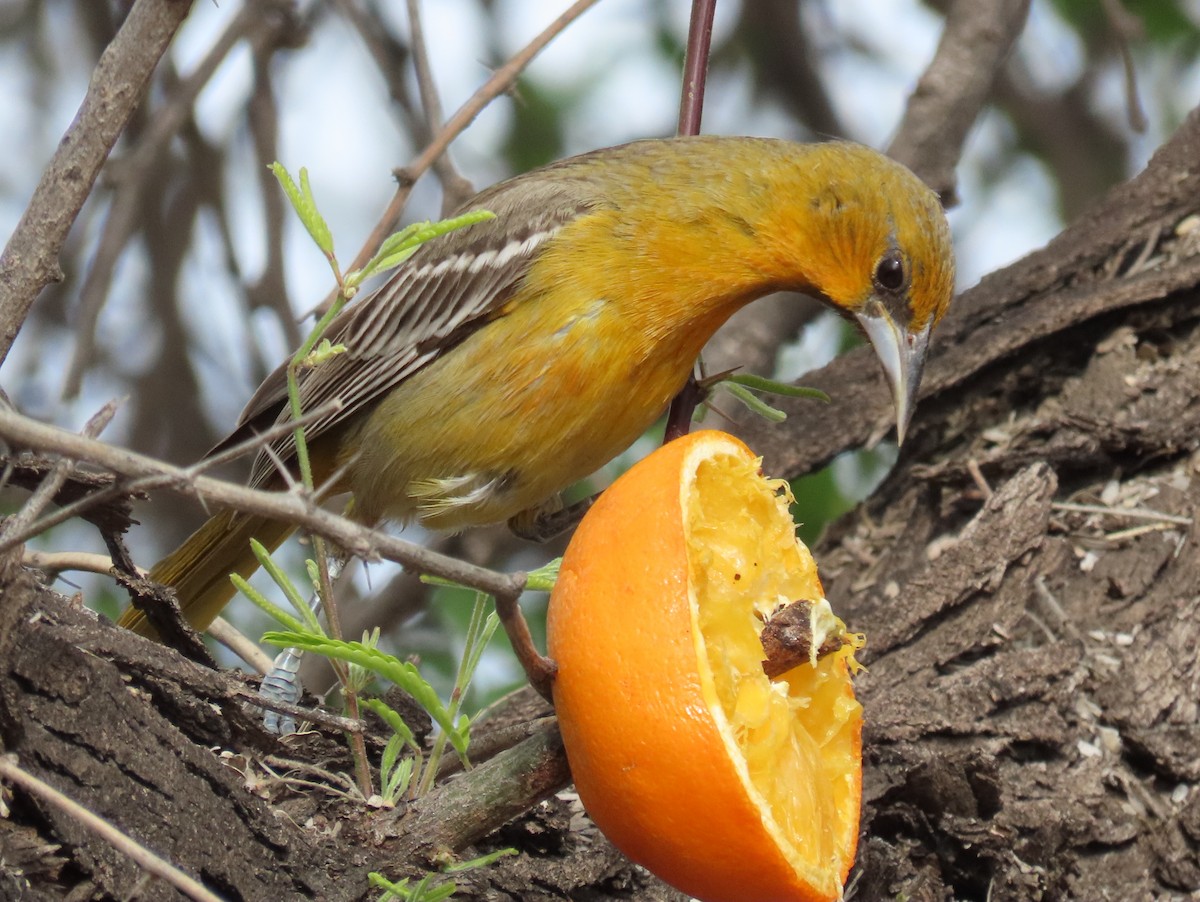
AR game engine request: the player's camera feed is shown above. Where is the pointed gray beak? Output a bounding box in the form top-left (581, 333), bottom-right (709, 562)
top-left (856, 305), bottom-right (931, 445)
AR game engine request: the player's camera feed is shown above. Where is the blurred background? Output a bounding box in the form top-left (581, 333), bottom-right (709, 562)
top-left (0, 0), bottom-right (1196, 705)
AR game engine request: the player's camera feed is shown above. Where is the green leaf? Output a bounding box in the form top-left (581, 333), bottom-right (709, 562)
top-left (722, 381), bottom-right (788, 422)
top-left (368, 872), bottom-right (409, 901)
top-left (725, 372), bottom-right (831, 403)
top-left (262, 633), bottom-right (457, 737)
top-left (524, 557), bottom-right (561, 592)
top-left (352, 209), bottom-right (496, 283)
top-left (379, 732), bottom-right (415, 802)
top-left (229, 573), bottom-right (307, 633)
top-left (363, 697), bottom-right (418, 750)
top-left (270, 163), bottom-right (335, 257)
top-left (302, 338), bottom-right (347, 368)
top-left (443, 847), bottom-right (518, 873)
top-left (251, 539), bottom-right (324, 633)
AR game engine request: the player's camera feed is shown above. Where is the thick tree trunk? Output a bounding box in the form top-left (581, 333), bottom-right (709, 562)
top-left (3, 113), bottom-right (1200, 902)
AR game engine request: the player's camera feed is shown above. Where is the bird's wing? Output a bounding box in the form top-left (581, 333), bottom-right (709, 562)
top-left (214, 174), bottom-right (601, 488)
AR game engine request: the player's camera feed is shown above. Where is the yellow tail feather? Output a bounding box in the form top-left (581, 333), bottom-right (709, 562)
top-left (118, 509), bottom-right (295, 637)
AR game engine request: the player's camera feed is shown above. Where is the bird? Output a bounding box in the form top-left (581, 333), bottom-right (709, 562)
top-left (119, 135), bottom-right (955, 636)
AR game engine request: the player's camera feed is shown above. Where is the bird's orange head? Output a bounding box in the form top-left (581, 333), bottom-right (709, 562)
top-left (738, 139), bottom-right (956, 442)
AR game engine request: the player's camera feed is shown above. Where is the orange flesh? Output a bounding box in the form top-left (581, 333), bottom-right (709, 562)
top-left (686, 453), bottom-right (863, 889)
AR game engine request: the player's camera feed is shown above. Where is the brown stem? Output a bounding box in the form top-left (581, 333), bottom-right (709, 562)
top-left (677, 0), bottom-right (717, 137)
top-left (664, 0), bottom-right (720, 442)
top-left (494, 586), bottom-right (556, 702)
top-left (663, 368), bottom-right (708, 442)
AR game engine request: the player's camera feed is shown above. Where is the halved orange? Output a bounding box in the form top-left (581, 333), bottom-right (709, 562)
top-left (547, 430), bottom-right (862, 902)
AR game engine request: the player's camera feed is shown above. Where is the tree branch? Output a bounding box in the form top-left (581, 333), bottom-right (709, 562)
top-left (0, 404), bottom-right (526, 603)
top-left (888, 0), bottom-right (1031, 204)
top-left (0, 0), bottom-right (194, 364)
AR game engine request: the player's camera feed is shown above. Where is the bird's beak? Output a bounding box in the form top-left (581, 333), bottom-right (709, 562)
top-left (855, 304), bottom-right (931, 445)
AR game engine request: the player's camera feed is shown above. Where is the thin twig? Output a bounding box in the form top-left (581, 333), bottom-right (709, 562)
top-left (0, 755), bottom-right (225, 902)
top-left (207, 617), bottom-right (276, 674)
top-left (0, 405), bottom-right (523, 597)
top-left (318, 0), bottom-right (603, 314)
top-left (888, 0), bottom-right (1031, 204)
top-left (0, 0), bottom-right (192, 364)
top-left (231, 686), bottom-right (366, 735)
top-left (1100, 0), bottom-right (1147, 133)
top-left (677, 0), bottom-right (717, 136)
top-left (0, 399), bottom-right (343, 553)
top-left (966, 458), bottom-right (993, 500)
top-left (1050, 501), bottom-right (1193, 525)
top-left (259, 755), bottom-right (361, 798)
top-left (405, 0), bottom-right (474, 213)
top-left (0, 401), bottom-right (118, 544)
top-left (23, 550), bottom-right (131, 577)
top-left (663, 0), bottom-right (718, 441)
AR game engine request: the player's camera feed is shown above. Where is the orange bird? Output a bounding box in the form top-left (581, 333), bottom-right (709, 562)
top-left (121, 136), bottom-right (955, 635)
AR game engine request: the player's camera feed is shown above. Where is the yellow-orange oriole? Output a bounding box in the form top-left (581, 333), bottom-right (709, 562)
top-left (120, 136), bottom-right (955, 635)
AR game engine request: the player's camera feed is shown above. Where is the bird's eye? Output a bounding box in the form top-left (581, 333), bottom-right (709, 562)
top-left (874, 251), bottom-right (907, 293)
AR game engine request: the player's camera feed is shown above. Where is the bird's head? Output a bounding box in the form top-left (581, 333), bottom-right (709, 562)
top-left (749, 141), bottom-right (956, 443)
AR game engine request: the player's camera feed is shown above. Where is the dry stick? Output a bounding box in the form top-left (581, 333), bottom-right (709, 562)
top-left (888, 0), bottom-right (1031, 205)
top-left (1100, 0), bottom-right (1148, 134)
top-left (208, 617), bottom-right (276, 674)
top-left (63, 3), bottom-right (284, 398)
top-left (0, 755), bottom-right (225, 902)
top-left (405, 0), bottom-right (475, 214)
top-left (0, 407), bottom-right (518, 593)
top-left (230, 687), bottom-right (366, 735)
top-left (0, 407), bottom-right (558, 677)
top-left (317, 0), bottom-right (603, 314)
top-left (23, 549), bottom-right (135, 577)
top-left (0, 399), bottom-right (342, 553)
top-left (662, 0), bottom-right (718, 443)
top-left (0, 401), bottom-right (118, 544)
top-left (0, 0), bottom-right (193, 365)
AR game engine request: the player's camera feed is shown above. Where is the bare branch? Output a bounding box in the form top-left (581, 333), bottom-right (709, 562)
top-left (888, 0), bottom-right (1031, 204)
top-left (406, 0), bottom-right (475, 213)
top-left (317, 0), bottom-right (604, 314)
top-left (0, 400), bottom-right (118, 544)
top-left (0, 0), bottom-right (193, 365)
top-left (0, 404), bottom-right (526, 602)
top-left (677, 0), bottom-right (717, 137)
top-left (23, 550), bottom-right (128, 577)
top-left (63, 3), bottom-right (303, 397)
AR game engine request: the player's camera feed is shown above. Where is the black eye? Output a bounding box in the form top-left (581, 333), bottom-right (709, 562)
top-left (874, 251), bottom-right (907, 292)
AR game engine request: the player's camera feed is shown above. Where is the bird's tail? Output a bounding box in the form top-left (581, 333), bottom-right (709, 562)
top-left (118, 509), bottom-right (295, 636)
